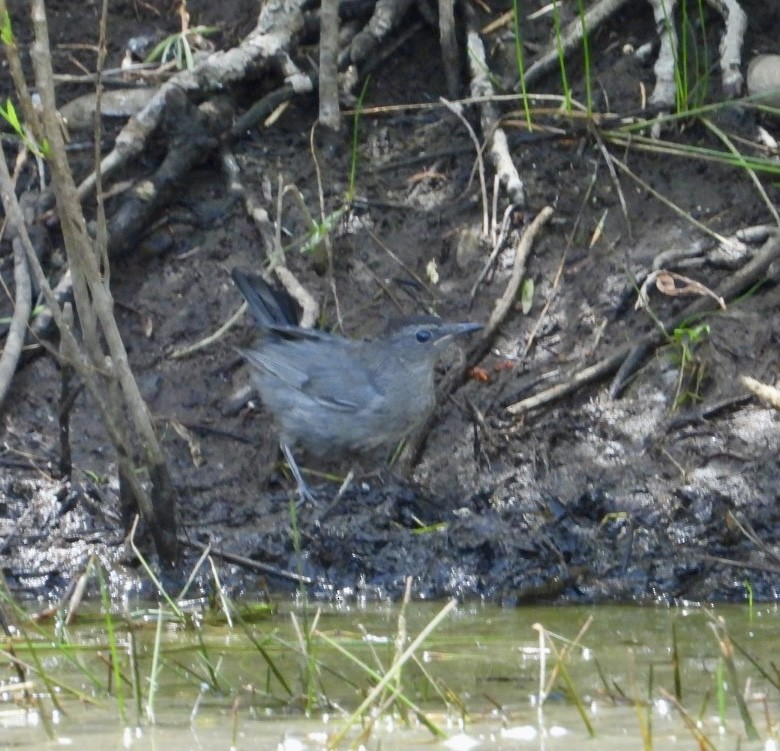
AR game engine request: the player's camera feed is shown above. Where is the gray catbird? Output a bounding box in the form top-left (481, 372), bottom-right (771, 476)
top-left (232, 268), bottom-right (482, 499)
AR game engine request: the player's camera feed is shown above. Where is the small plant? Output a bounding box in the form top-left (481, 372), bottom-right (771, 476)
top-left (0, 7), bottom-right (11, 44)
top-left (576, 0), bottom-right (593, 114)
top-left (347, 77), bottom-right (371, 204)
top-left (0, 98), bottom-right (48, 157)
top-left (145, 1), bottom-right (217, 71)
top-left (669, 321), bottom-right (710, 408)
top-left (511, 0), bottom-right (533, 131)
top-left (282, 182), bottom-right (344, 265)
top-left (675, 0), bottom-right (711, 113)
top-left (551, 1), bottom-right (572, 116)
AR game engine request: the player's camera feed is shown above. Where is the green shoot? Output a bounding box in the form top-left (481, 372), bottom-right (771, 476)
top-left (678, 0), bottom-right (689, 111)
top-left (607, 127), bottom-right (780, 176)
top-left (289, 608), bottom-right (322, 715)
top-left (551, 1), bottom-right (572, 115)
top-left (0, 580), bottom-right (104, 695)
top-left (688, 0), bottom-right (711, 108)
top-left (576, 0), bottom-right (593, 114)
top-left (701, 116), bottom-right (780, 224)
top-left (192, 624), bottom-right (224, 693)
top-left (144, 26), bottom-right (217, 71)
top-left (0, 98), bottom-right (48, 157)
top-left (520, 277), bottom-right (535, 314)
top-left (298, 206), bottom-right (345, 256)
top-left (128, 627), bottom-right (143, 726)
top-left (635, 661), bottom-right (652, 751)
top-left (655, 0), bottom-right (685, 113)
top-left (230, 609), bottom-right (295, 699)
top-left (21, 303), bottom-right (47, 324)
top-left (347, 76), bottom-right (370, 203)
top-left (670, 322), bottom-right (709, 409)
top-left (0, 8), bottom-right (13, 45)
top-left (82, 468), bottom-right (106, 484)
top-left (672, 620), bottom-right (682, 701)
top-left (708, 615), bottom-right (759, 740)
top-left (1, 97), bottom-right (22, 133)
top-left (145, 608), bottom-right (164, 723)
top-left (286, 493), bottom-right (322, 712)
top-left (511, 0), bottom-right (532, 131)
top-left (280, 182), bottom-right (343, 260)
top-left (715, 657), bottom-right (726, 728)
top-left (537, 621), bottom-right (595, 737)
top-left (325, 599), bottom-right (455, 746)
top-left (96, 563), bottom-right (127, 723)
top-left (729, 632), bottom-right (780, 692)
top-left (128, 519), bottom-right (185, 621)
top-left (144, 0), bottom-right (217, 72)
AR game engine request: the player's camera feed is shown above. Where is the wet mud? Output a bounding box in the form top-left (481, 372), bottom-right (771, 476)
top-left (1, 0), bottom-right (779, 605)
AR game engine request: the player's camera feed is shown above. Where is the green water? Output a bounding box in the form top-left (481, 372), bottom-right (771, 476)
top-left (0, 601), bottom-right (777, 750)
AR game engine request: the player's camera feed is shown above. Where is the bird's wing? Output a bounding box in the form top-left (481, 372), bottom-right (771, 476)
top-left (241, 341), bottom-right (381, 412)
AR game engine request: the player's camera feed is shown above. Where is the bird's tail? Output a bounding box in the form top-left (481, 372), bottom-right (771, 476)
top-left (231, 268), bottom-right (300, 328)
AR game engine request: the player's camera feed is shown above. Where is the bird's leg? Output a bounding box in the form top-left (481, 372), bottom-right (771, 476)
top-left (281, 442), bottom-right (315, 504)
top-left (309, 469), bottom-right (354, 523)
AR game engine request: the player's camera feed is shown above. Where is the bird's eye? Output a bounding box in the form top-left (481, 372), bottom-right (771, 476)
top-left (416, 329), bottom-right (433, 343)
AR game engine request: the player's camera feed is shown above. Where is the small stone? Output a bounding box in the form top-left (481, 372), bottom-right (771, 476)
top-left (454, 226), bottom-right (485, 270)
top-left (747, 54), bottom-right (780, 109)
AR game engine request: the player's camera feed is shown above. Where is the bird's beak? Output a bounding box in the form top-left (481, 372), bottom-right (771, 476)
top-left (433, 321), bottom-right (483, 344)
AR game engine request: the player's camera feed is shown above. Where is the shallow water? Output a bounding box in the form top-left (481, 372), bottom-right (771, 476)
top-left (1, 601), bottom-right (777, 750)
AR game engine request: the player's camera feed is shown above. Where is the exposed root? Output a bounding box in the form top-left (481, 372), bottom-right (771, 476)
top-left (705, 0), bottom-right (747, 98)
top-left (647, 0), bottom-right (679, 109)
top-left (466, 13), bottom-right (525, 206)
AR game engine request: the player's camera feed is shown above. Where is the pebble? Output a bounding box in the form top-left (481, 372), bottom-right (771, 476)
top-left (747, 54), bottom-right (780, 109)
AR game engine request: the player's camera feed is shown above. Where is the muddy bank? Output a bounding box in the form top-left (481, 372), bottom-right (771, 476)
top-left (1, 0), bottom-right (779, 605)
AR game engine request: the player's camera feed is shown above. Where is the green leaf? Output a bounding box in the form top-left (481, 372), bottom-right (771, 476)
top-left (181, 34), bottom-right (195, 70)
top-left (0, 10), bottom-right (13, 46)
top-left (0, 98), bottom-right (21, 135)
top-left (520, 278), bottom-right (535, 314)
top-left (144, 35), bottom-right (174, 64)
top-left (183, 37), bottom-right (194, 70)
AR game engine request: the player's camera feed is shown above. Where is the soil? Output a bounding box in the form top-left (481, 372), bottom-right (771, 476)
top-left (1, 0), bottom-right (780, 606)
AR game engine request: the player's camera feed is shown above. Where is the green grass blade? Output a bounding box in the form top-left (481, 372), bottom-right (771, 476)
top-left (96, 564), bottom-right (126, 723)
top-left (325, 599), bottom-right (457, 745)
top-left (511, 0), bottom-right (532, 130)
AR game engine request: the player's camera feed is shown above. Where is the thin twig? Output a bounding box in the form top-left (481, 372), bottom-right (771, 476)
top-left (170, 302), bottom-right (247, 359)
top-left (179, 538), bottom-right (313, 585)
top-left (469, 203), bottom-right (517, 304)
top-left (483, 206), bottom-right (554, 342)
top-left (701, 117), bottom-right (780, 226)
top-left (440, 97), bottom-right (490, 237)
top-left (0, 239), bottom-right (31, 408)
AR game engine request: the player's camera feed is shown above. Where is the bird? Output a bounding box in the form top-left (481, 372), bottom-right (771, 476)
top-left (231, 268), bottom-right (482, 500)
